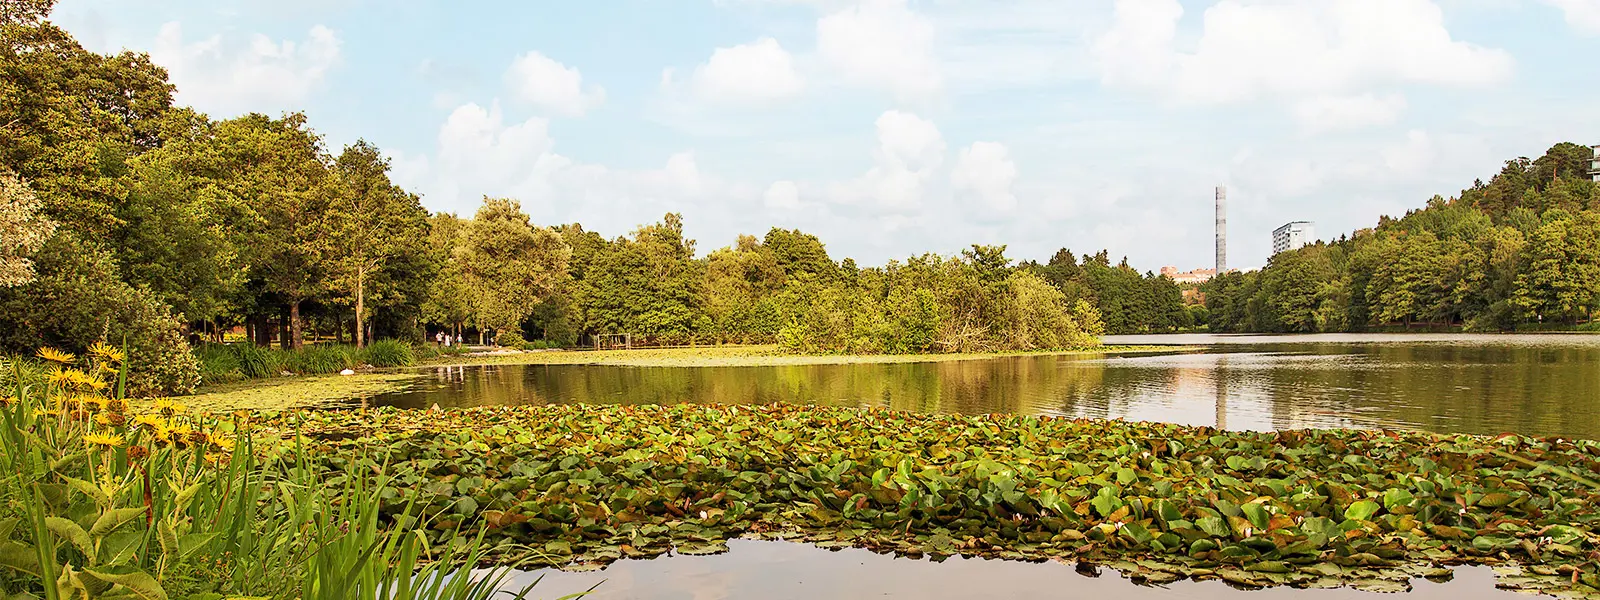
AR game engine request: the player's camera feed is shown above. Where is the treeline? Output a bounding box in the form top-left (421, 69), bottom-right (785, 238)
top-left (1204, 142), bottom-right (1600, 333)
top-left (4, 5), bottom-right (1194, 395)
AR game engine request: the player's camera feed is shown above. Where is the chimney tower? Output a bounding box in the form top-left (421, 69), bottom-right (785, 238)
top-left (1215, 186), bottom-right (1227, 273)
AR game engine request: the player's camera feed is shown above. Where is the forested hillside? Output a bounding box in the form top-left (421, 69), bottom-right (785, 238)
top-left (1204, 143), bottom-right (1599, 332)
top-left (4, 3), bottom-right (1182, 395)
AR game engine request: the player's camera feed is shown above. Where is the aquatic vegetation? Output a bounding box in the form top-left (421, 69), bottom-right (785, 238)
top-left (360, 339), bottom-right (417, 368)
top-left (0, 350), bottom-right (584, 600)
top-left (265, 404), bottom-right (1600, 597)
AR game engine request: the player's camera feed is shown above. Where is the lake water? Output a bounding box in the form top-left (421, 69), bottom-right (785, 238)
top-left (373, 333), bottom-right (1600, 440)
top-left (376, 334), bottom-right (1600, 599)
top-left (498, 539), bottom-right (1525, 600)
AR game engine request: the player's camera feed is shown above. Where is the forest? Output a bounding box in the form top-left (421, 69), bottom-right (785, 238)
top-left (1202, 142), bottom-right (1599, 333)
top-left (0, 5), bottom-right (1198, 396)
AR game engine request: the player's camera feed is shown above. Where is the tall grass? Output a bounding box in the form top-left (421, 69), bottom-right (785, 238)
top-left (193, 341), bottom-right (422, 383)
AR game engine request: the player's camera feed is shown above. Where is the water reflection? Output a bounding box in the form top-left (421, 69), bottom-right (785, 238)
top-left (371, 334), bottom-right (1600, 440)
top-left (499, 539), bottom-right (1524, 600)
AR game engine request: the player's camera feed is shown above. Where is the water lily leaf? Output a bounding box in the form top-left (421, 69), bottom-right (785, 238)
top-left (1197, 516), bottom-right (1231, 538)
top-left (1239, 503), bottom-right (1271, 531)
top-left (1343, 500), bottom-right (1380, 522)
top-left (1476, 493), bottom-right (1515, 508)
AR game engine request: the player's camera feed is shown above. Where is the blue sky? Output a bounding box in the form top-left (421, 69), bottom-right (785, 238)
top-left (49, 0), bottom-right (1600, 271)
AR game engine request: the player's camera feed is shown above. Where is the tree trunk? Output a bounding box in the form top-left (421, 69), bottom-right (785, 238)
top-left (289, 300), bottom-right (305, 350)
top-left (334, 310), bottom-right (346, 345)
top-left (253, 314), bottom-right (271, 346)
top-left (278, 307), bottom-right (291, 350)
top-left (355, 265), bottom-right (366, 349)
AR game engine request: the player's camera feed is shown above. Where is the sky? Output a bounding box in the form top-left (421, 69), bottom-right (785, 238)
top-left (47, 0), bottom-right (1600, 271)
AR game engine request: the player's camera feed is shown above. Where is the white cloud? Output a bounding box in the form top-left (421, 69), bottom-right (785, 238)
top-left (1290, 93), bottom-right (1408, 134)
top-left (816, 0), bottom-right (941, 102)
top-left (1545, 0), bottom-right (1600, 34)
top-left (1092, 0), bottom-right (1513, 105)
top-left (149, 22), bottom-right (340, 116)
top-left (841, 110), bottom-right (946, 211)
top-left (764, 180), bottom-right (802, 209)
top-left (688, 37), bottom-right (804, 103)
top-left (503, 51), bottom-right (606, 117)
top-left (951, 142), bottom-right (1019, 216)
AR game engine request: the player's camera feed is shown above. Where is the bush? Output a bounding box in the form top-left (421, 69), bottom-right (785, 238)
top-left (359, 339), bottom-right (415, 368)
top-left (0, 235), bottom-right (200, 396)
top-left (496, 330), bottom-right (526, 348)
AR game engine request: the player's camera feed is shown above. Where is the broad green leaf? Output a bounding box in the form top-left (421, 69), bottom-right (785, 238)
top-left (45, 517), bottom-right (94, 557)
top-left (1343, 500), bottom-right (1381, 522)
top-left (82, 568), bottom-right (168, 600)
top-left (90, 508), bottom-right (148, 539)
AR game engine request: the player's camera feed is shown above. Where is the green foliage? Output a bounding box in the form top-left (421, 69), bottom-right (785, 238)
top-left (283, 344), bottom-right (356, 375)
top-left (359, 339), bottom-right (415, 368)
top-left (266, 403), bottom-right (1600, 597)
top-left (0, 172), bottom-right (56, 287)
top-left (1208, 143), bottom-right (1600, 333)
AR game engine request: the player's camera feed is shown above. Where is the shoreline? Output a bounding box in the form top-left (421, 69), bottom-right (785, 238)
top-left (413, 343), bottom-right (1198, 368)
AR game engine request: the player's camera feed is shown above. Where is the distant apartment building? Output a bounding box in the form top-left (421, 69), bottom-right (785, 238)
top-left (1591, 144), bottom-right (1599, 182)
top-left (1159, 266), bottom-right (1217, 284)
top-left (1272, 221), bottom-right (1316, 255)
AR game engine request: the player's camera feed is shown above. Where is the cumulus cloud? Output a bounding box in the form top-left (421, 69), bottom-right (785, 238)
top-left (816, 0), bottom-right (941, 101)
top-left (1092, 0), bottom-right (1513, 106)
top-left (503, 51), bottom-right (606, 117)
top-left (687, 37), bottom-right (804, 103)
top-left (764, 181), bottom-right (802, 209)
top-left (1545, 0), bottom-right (1600, 34)
top-left (951, 142), bottom-right (1019, 216)
top-left (393, 100), bottom-right (759, 237)
top-left (150, 22), bottom-right (341, 116)
top-left (828, 110), bottom-right (947, 212)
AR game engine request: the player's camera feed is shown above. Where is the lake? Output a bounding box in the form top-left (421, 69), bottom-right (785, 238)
top-left (375, 333), bottom-right (1600, 599)
top-left (373, 333), bottom-right (1600, 440)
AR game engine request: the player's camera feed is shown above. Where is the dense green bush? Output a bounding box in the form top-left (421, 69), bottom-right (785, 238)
top-left (359, 339), bottom-right (416, 367)
top-left (495, 330), bottom-right (526, 348)
top-left (194, 343), bottom-right (246, 384)
top-left (0, 236), bottom-right (200, 396)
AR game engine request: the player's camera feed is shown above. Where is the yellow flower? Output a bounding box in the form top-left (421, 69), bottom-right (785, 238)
top-left (0, 396), bottom-right (16, 407)
top-left (88, 341), bottom-right (124, 364)
top-left (36, 347), bottom-right (76, 364)
top-left (133, 414), bottom-right (168, 430)
top-left (83, 433), bottom-right (125, 449)
top-left (87, 379), bottom-right (109, 392)
top-left (47, 368), bottom-right (76, 387)
top-left (152, 400), bottom-right (185, 418)
top-left (210, 434), bottom-right (237, 452)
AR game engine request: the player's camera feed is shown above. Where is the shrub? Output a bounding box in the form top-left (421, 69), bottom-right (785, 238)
top-left (359, 339), bottom-right (415, 368)
top-left (496, 330), bottom-right (526, 348)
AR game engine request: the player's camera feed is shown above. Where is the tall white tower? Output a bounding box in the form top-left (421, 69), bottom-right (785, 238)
top-left (1215, 186), bottom-right (1227, 273)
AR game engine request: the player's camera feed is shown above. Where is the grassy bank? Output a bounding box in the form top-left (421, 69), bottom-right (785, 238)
top-left (263, 403), bottom-right (1600, 597)
top-left (418, 344), bottom-right (1195, 368)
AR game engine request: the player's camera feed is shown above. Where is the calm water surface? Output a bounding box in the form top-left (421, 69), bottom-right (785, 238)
top-left (374, 333), bottom-right (1600, 440)
top-left (501, 539), bottom-right (1524, 600)
top-left (378, 334), bottom-right (1598, 599)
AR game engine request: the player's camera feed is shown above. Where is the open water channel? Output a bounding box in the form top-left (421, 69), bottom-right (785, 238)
top-left (368, 334), bottom-right (1600, 599)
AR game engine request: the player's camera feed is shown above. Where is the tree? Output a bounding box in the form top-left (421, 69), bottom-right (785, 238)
top-left (211, 113), bottom-right (336, 349)
top-left (420, 213), bottom-right (472, 336)
top-left (461, 198), bottom-right (570, 342)
top-left (327, 140), bottom-right (431, 347)
top-left (0, 172), bottom-right (54, 286)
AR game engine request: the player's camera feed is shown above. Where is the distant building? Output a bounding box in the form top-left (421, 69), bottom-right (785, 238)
top-left (1160, 266), bottom-right (1217, 284)
top-left (1272, 221), bottom-right (1316, 255)
top-left (1591, 144), bottom-right (1599, 182)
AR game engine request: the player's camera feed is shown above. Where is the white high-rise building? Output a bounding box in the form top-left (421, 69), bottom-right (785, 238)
top-left (1215, 186), bottom-right (1227, 273)
top-left (1272, 221), bottom-right (1315, 255)
top-left (1590, 144), bottom-right (1599, 182)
